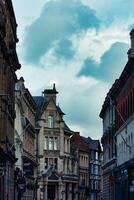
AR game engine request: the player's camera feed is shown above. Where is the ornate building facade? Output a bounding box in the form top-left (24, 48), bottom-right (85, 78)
top-left (34, 85), bottom-right (78, 200)
top-left (0, 0), bottom-right (20, 199)
top-left (71, 132), bottom-right (90, 200)
top-left (15, 77), bottom-right (38, 200)
top-left (100, 81), bottom-right (117, 200)
top-left (100, 30), bottom-right (134, 200)
top-left (114, 30), bottom-right (134, 200)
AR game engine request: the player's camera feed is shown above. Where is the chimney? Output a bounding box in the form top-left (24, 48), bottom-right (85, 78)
top-left (128, 29), bottom-right (134, 58)
top-left (42, 83), bottom-right (58, 104)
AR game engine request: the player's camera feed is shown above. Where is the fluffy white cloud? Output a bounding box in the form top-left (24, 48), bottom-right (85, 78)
top-left (14, 0), bottom-right (133, 139)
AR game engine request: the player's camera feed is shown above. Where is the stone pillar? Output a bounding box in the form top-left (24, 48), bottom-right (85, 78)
top-left (39, 181), bottom-right (44, 200)
top-left (60, 122), bottom-right (64, 157)
top-left (59, 181), bottom-right (65, 200)
top-left (59, 122), bottom-right (64, 174)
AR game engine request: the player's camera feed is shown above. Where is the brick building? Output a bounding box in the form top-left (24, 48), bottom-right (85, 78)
top-left (100, 30), bottom-right (134, 200)
top-left (71, 132), bottom-right (90, 200)
top-left (82, 136), bottom-right (102, 200)
top-left (0, 0), bottom-right (20, 199)
top-left (114, 30), bottom-right (134, 200)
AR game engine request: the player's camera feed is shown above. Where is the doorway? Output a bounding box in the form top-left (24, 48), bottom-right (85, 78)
top-left (48, 185), bottom-right (55, 200)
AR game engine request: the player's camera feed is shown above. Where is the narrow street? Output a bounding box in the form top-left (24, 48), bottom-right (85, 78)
top-left (0, 0), bottom-right (134, 200)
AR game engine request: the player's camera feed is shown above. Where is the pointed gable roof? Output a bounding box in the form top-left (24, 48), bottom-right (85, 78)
top-left (33, 96), bottom-right (48, 122)
top-left (71, 132), bottom-right (89, 152)
top-left (81, 136), bottom-right (102, 152)
top-left (33, 95), bottom-right (65, 123)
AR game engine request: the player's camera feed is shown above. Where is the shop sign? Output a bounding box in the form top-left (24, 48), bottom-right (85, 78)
top-left (23, 161), bottom-right (34, 176)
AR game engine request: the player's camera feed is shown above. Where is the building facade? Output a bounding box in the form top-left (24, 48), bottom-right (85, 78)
top-left (82, 137), bottom-right (102, 200)
top-left (15, 77), bottom-right (38, 200)
top-left (0, 0), bottom-right (20, 199)
top-left (114, 30), bottom-right (134, 200)
top-left (34, 85), bottom-right (78, 200)
top-left (88, 138), bottom-right (102, 200)
top-left (100, 82), bottom-right (117, 200)
top-left (100, 29), bottom-right (134, 200)
top-left (71, 132), bottom-right (90, 200)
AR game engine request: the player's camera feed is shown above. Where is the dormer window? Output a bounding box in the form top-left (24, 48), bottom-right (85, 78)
top-left (48, 115), bottom-right (54, 128)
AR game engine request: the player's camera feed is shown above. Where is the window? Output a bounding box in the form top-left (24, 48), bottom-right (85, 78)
top-left (48, 116), bottom-right (54, 128)
top-left (54, 158), bottom-right (58, 169)
top-left (45, 158), bottom-right (48, 169)
top-left (49, 158), bottom-right (53, 165)
top-left (91, 164), bottom-right (94, 174)
top-left (49, 137), bottom-right (53, 150)
top-left (44, 136), bottom-right (48, 150)
top-left (44, 136), bottom-right (58, 150)
top-left (94, 165), bottom-right (99, 175)
top-left (54, 137), bottom-right (58, 150)
top-left (45, 158), bottom-right (58, 170)
top-left (95, 180), bottom-right (99, 190)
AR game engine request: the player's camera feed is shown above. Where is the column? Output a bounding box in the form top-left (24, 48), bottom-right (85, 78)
top-left (60, 122), bottom-right (64, 157)
top-left (59, 181), bottom-right (65, 200)
top-left (39, 182), bottom-right (44, 200)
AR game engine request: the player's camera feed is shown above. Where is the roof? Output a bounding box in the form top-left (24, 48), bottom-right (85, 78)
top-left (81, 136), bottom-right (102, 152)
top-left (57, 106), bottom-right (65, 115)
top-left (99, 79), bottom-right (118, 118)
top-left (100, 57), bottom-right (134, 118)
top-left (33, 96), bottom-right (48, 122)
top-left (64, 122), bottom-right (71, 131)
top-left (33, 96), bottom-right (65, 123)
top-left (71, 133), bottom-right (89, 152)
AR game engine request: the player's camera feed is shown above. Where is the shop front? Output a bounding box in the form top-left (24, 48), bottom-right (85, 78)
top-left (115, 159), bottom-right (134, 200)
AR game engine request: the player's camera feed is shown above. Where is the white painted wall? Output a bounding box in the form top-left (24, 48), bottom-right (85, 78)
top-left (117, 116), bottom-right (134, 166)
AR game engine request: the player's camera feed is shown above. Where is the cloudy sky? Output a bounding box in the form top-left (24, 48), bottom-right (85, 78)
top-left (12, 0), bottom-right (133, 139)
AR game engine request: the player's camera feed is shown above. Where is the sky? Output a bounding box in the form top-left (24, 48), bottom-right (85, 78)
top-left (12, 0), bottom-right (134, 139)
